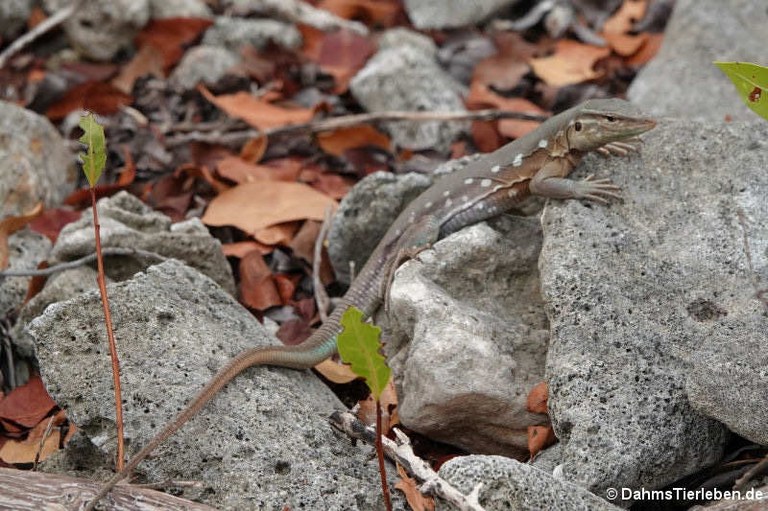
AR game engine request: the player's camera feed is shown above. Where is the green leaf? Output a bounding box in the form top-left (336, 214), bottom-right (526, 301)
top-left (337, 307), bottom-right (391, 400)
top-left (715, 61), bottom-right (768, 121)
top-left (78, 112), bottom-right (107, 187)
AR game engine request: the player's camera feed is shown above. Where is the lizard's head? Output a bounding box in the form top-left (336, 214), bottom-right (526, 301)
top-left (565, 98), bottom-right (656, 152)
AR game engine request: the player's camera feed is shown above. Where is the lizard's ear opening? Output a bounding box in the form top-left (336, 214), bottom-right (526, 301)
top-left (574, 121), bottom-right (583, 131)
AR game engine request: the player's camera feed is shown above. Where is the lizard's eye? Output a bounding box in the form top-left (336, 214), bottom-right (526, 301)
top-left (574, 121), bottom-right (582, 131)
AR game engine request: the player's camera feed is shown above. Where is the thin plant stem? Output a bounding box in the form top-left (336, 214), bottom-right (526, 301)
top-left (376, 400), bottom-right (392, 511)
top-left (90, 188), bottom-right (125, 471)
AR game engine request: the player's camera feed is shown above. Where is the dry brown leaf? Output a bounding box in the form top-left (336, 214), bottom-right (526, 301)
top-left (466, 82), bottom-right (546, 139)
top-left (202, 181), bottom-right (337, 235)
top-left (0, 374), bottom-right (57, 428)
top-left (135, 17), bottom-right (213, 70)
top-left (313, 359), bottom-right (359, 384)
top-left (46, 82), bottom-right (132, 121)
top-left (626, 33), bottom-right (663, 66)
top-left (317, 125), bottom-right (390, 156)
top-left (240, 135), bottom-right (268, 163)
top-left (472, 32), bottom-right (535, 91)
top-left (526, 381), bottom-right (549, 414)
top-left (528, 40), bottom-right (611, 87)
top-left (528, 425), bottom-right (557, 458)
top-left (0, 428), bottom-right (60, 464)
top-left (0, 203), bottom-right (43, 270)
top-left (216, 156), bottom-right (273, 183)
top-left (254, 222), bottom-right (300, 246)
top-left (394, 463), bottom-right (435, 511)
top-left (222, 240), bottom-right (273, 257)
top-left (357, 379), bottom-right (398, 432)
top-left (200, 86), bottom-right (315, 130)
top-left (239, 250), bottom-right (281, 310)
top-left (111, 44), bottom-right (165, 94)
top-left (317, 0), bottom-right (401, 27)
top-left (602, 0), bottom-right (649, 57)
top-left (305, 27), bottom-right (376, 93)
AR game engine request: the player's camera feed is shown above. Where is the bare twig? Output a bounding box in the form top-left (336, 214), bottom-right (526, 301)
top-left (736, 208), bottom-right (768, 312)
top-left (33, 415), bottom-right (57, 471)
top-left (164, 109), bottom-right (549, 147)
top-left (0, 0), bottom-right (84, 69)
top-left (734, 454), bottom-right (768, 492)
top-left (245, 0), bottom-right (368, 35)
top-left (329, 411), bottom-right (486, 511)
top-left (313, 207), bottom-right (334, 323)
top-left (0, 248), bottom-right (167, 278)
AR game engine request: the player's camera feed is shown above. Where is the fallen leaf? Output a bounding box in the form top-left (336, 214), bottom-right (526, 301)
top-left (317, 0), bottom-right (401, 27)
top-left (46, 81), bottom-right (132, 121)
top-left (276, 318), bottom-right (315, 346)
top-left (528, 40), bottom-right (611, 87)
top-left (357, 379), bottom-right (398, 432)
top-left (0, 375), bottom-right (57, 429)
top-left (305, 27), bottom-right (376, 92)
top-left (216, 156), bottom-right (273, 183)
top-left (528, 425), bottom-right (556, 458)
top-left (111, 44), bottom-right (165, 94)
top-left (314, 359), bottom-right (359, 384)
top-left (472, 32), bottom-right (534, 91)
top-left (466, 82), bottom-right (547, 139)
top-left (626, 33), bottom-right (663, 66)
top-left (221, 240), bottom-right (273, 257)
top-left (240, 135), bottom-right (268, 163)
top-left (317, 125), bottom-right (390, 156)
top-left (0, 203), bottom-right (43, 270)
top-left (135, 18), bottom-right (213, 70)
top-left (202, 181), bottom-right (337, 235)
top-left (526, 381), bottom-right (549, 414)
top-left (288, 220), bottom-right (336, 284)
top-left (602, 0), bottom-right (649, 57)
top-left (254, 222), bottom-right (300, 245)
top-left (306, 172), bottom-right (354, 200)
top-left (394, 463), bottom-right (435, 511)
top-left (239, 250), bottom-right (281, 310)
top-left (200, 86), bottom-right (315, 131)
top-left (274, 273), bottom-right (300, 303)
top-left (29, 208), bottom-right (81, 243)
top-left (471, 120), bottom-right (504, 152)
top-left (0, 428), bottom-right (60, 464)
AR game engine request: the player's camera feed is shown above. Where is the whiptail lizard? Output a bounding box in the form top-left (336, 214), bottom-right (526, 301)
top-left (86, 98), bottom-right (655, 507)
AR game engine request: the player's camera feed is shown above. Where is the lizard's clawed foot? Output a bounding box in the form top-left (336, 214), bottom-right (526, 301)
top-left (597, 138), bottom-right (644, 157)
top-left (576, 175), bottom-right (622, 204)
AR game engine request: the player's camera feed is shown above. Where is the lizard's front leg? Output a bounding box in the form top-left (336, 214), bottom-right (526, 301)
top-left (530, 159), bottom-right (622, 205)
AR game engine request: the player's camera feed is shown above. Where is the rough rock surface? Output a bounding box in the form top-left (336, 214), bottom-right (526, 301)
top-left (0, 0), bottom-right (34, 38)
top-left (404, 0), bottom-right (519, 29)
top-left (438, 455), bottom-right (621, 511)
top-left (202, 16), bottom-right (302, 51)
top-left (170, 45), bottom-right (241, 90)
top-left (350, 28), bottom-right (467, 151)
top-left (0, 230), bottom-right (51, 318)
top-left (30, 260), bottom-right (404, 510)
top-left (42, 0), bottom-right (150, 61)
top-left (541, 119), bottom-right (767, 504)
top-left (386, 217), bottom-right (549, 458)
top-left (0, 101), bottom-right (76, 217)
top-left (629, 0), bottom-right (768, 121)
top-left (149, 0), bottom-right (212, 18)
top-left (327, 171), bottom-right (433, 285)
top-left (51, 191), bottom-right (235, 295)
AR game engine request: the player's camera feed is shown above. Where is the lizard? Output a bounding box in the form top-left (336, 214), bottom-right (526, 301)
top-left (85, 98), bottom-right (655, 508)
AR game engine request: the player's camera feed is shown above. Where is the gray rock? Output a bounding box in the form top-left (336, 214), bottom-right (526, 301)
top-left (202, 16), bottom-right (302, 51)
top-left (438, 455), bottom-right (621, 511)
top-left (541, 118), bottom-right (768, 504)
top-left (628, 0), bottom-right (768, 121)
top-left (327, 171), bottom-right (433, 285)
top-left (350, 28), bottom-right (467, 151)
top-left (149, 0), bottom-right (212, 18)
top-left (0, 0), bottom-right (33, 38)
top-left (170, 45), bottom-right (241, 90)
top-left (386, 217), bottom-right (549, 458)
top-left (43, 0), bottom-right (150, 61)
top-left (51, 191), bottom-right (235, 295)
top-left (0, 101), bottom-right (76, 217)
top-left (30, 260), bottom-right (404, 510)
top-left (404, 0), bottom-right (519, 29)
top-left (0, 230), bottom-right (51, 317)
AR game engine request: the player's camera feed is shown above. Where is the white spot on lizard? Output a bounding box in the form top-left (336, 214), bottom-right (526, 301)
top-left (491, 165), bottom-right (501, 173)
top-left (464, 178), bottom-right (474, 185)
top-left (480, 179), bottom-right (492, 188)
top-left (538, 139), bottom-right (548, 148)
top-left (424, 202), bottom-right (433, 209)
top-left (507, 189), bottom-right (517, 197)
top-left (443, 190), bottom-right (450, 197)
top-left (462, 195), bottom-right (469, 202)
top-left (513, 154), bottom-right (523, 167)
top-left (445, 199), bottom-right (453, 207)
